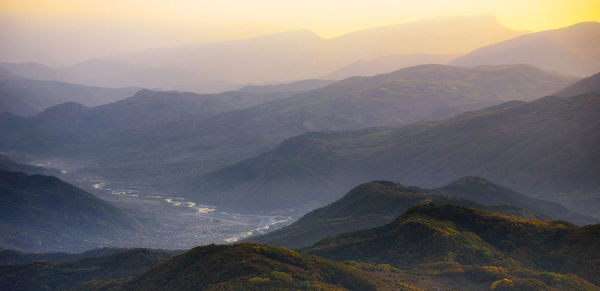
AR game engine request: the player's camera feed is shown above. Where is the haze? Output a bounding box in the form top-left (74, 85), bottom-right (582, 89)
top-left (1, 0), bottom-right (598, 65)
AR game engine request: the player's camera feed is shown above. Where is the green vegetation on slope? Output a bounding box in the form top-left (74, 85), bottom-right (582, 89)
top-left (113, 243), bottom-right (392, 291)
top-left (0, 248), bottom-right (174, 290)
top-left (248, 180), bottom-right (550, 249)
top-left (304, 204), bottom-right (600, 287)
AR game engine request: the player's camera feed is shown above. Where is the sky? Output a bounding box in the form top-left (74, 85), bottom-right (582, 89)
top-left (1, 0), bottom-right (599, 65)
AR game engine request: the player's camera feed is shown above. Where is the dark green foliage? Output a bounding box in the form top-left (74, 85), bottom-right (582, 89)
top-left (248, 180), bottom-right (550, 249)
top-left (0, 247), bottom-right (130, 265)
top-left (114, 243), bottom-right (389, 290)
top-left (304, 204), bottom-right (600, 286)
top-left (0, 248), bottom-right (174, 290)
top-left (0, 170), bottom-right (144, 253)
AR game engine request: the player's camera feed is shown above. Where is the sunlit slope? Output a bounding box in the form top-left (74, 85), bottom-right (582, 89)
top-left (304, 203), bottom-right (600, 288)
top-left (111, 243), bottom-right (390, 290)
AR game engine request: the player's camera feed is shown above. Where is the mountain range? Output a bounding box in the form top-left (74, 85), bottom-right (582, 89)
top-left (452, 22), bottom-right (600, 77)
top-left (304, 203), bottom-right (600, 288)
top-left (3, 204), bottom-right (596, 290)
top-left (322, 54), bottom-right (456, 80)
top-left (195, 72), bottom-right (600, 215)
top-left (0, 15), bottom-right (525, 93)
top-left (0, 69), bottom-right (138, 116)
top-left (248, 179), bottom-right (593, 249)
top-left (0, 64), bottom-right (576, 193)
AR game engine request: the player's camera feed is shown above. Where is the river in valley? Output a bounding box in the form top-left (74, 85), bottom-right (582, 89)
top-left (79, 178), bottom-right (295, 250)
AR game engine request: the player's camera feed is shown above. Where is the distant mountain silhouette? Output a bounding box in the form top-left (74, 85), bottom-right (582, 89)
top-left (0, 16), bottom-right (525, 92)
top-left (0, 71), bottom-right (138, 116)
top-left (239, 79), bottom-right (336, 94)
top-left (555, 71), bottom-right (600, 97)
top-left (322, 54), bottom-right (456, 80)
top-left (452, 22), bottom-right (600, 76)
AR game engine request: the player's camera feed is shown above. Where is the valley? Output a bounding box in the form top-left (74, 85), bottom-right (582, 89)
top-left (1, 7), bottom-right (599, 289)
top-left (70, 174), bottom-right (295, 250)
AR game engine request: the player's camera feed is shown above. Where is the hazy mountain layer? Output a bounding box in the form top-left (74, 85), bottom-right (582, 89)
top-left (0, 16), bottom-right (524, 92)
top-left (322, 54), bottom-right (456, 80)
top-left (239, 79), bottom-right (336, 94)
top-left (304, 204), bottom-right (600, 287)
top-left (0, 69), bottom-right (138, 116)
top-left (196, 88), bottom-right (600, 215)
top-left (452, 22), bottom-right (600, 77)
top-left (0, 64), bottom-right (575, 193)
top-left (555, 71), bottom-right (600, 97)
top-left (0, 170), bottom-right (144, 253)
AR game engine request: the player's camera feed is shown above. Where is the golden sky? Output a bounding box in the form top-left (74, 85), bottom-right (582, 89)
top-left (1, 0), bottom-right (599, 65)
top-left (2, 0), bottom-right (599, 37)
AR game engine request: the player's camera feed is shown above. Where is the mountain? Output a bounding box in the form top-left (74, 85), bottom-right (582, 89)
top-left (0, 59), bottom-right (244, 94)
top-left (195, 87), bottom-right (600, 215)
top-left (0, 71), bottom-right (139, 116)
top-left (0, 170), bottom-right (144, 252)
top-left (430, 176), bottom-right (591, 224)
top-left (0, 64), bottom-right (574, 193)
top-left (239, 79), bottom-right (336, 95)
top-left (105, 243), bottom-right (390, 290)
top-left (248, 180), bottom-right (560, 249)
top-left (0, 248), bottom-right (174, 290)
top-left (0, 16), bottom-right (524, 92)
top-left (322, 54), bottom-right (456, 80)
top-left (451, 22), bottom-right (600, 77)
top-left (555, 71), bottom-right (600, 97)
top-left (0, 154), bottom-right (62, 177)
top-left (304, 204), bottom-right (600, 288)
top-left (326, 15), bottom-right (525, 59)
